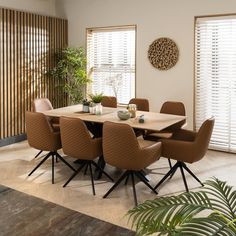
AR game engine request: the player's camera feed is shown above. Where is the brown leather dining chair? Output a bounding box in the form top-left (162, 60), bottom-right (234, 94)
top-left (144, 101), bottom-right (186, 168)
top-left (101, 96), bottom-right (117, 108)
top-left (145, 101), bottom-right (186, 140)
top-left (129, 98), bottom-right (149, 112)
top-left (60, 117), bottom-right (113, 195)
top-left (33, 98), bottom-right (54, 112)
top-left (26, 112), bottom-right (76, 184)
top-left (129, 98), bottom-right (150, 137)
top-left (102, 121), bottom-right (162, 206)
top-left (154, 118), bottom-right (215, 192)
top-left (32, 98), bottom-right (60, 158)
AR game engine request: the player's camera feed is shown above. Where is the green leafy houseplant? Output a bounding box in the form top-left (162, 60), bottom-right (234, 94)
top-left (128, 177), bottom-right (236, 236)
top-left (89, 93), bottom-right (103, 103)
top-left (49, 47), bottom-right (90, 104)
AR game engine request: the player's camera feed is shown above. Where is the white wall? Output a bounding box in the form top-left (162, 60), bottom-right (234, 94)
top-left (56, 0), bottom-right (236, 127)
top-left (0, 0), bottom-right (56, 16)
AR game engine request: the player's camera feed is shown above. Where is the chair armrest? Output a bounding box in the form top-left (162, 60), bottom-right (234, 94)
top-left (140, 142), bottom-right (162, 167)
top-left (172, 129), bottom-right (197, 141)
top-left (91, 137), bottom-right (103, 157)
top-left (161, 139), bottom-right (195, 163)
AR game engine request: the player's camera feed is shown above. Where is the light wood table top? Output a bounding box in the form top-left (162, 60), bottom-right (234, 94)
top-left (43, 104), bottom-right (186, 132)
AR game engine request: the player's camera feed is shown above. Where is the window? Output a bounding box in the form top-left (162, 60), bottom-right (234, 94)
top-left (87, 26), bottom-right (136, 104)
top-left (195, 15), bottom-right (236, 152)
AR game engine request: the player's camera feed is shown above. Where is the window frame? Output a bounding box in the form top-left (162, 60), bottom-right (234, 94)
top-left (86, 25), bottom-right (137, 104)
top-left (194, 13), bottom-right (236, 153)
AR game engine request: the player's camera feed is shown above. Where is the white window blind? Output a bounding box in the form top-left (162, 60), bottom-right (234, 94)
top-left (87, 26), bottom-right (136, 104)
top-left (195, 16), bottom-right (236, 152)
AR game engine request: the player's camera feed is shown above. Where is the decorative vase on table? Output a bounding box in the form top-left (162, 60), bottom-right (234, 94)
top-left (89, 102), bottom-right (96, 114)
top-left (95, 103), bottom-right (103, 115)
top-left (128, 104), bottom-right (137, 118)
top-left (89, 93), bottom-right (104, 115)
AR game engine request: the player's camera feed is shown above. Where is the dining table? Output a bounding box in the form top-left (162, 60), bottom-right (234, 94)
top-left (43, 104), bottom-right (186, 132)
top-left (43, 104), bottom-right (186, 179)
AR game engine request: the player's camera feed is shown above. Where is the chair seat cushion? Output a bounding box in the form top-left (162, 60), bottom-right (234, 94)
top-left (137, 137), bottom-right (157, 148)
top-left (147, 132), bottom-right (173, 139)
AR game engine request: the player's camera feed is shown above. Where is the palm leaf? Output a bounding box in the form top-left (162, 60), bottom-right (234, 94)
top-left (127, 177), bottom-right (236, 236)
top-left (128, 191), bottom-right (212, 235)
top-left (176, 215), bottom-right (236, 236)
top-left (204, 177), bottom-right (236, 221)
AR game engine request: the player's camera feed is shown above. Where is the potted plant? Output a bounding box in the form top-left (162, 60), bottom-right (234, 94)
top-left (128, 177), bottom-right (236, 236)
top-left (89, 92), bottom-right (104, 103)
top-left (82, 99), bottom-right (90, 112)
top-left (89, 93), bottom-right (103, 115)
top-left (49, 47), bottom-right (90, 104)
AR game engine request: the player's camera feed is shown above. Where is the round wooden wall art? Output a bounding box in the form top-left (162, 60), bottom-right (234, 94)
top-left (148, 37), bottom-right (179, 70)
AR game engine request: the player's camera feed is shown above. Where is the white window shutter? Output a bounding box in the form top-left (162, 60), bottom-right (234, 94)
top-left (195, 16), bottom-right (236, 152)
top-left (87, 26), bottom-right (136, 104)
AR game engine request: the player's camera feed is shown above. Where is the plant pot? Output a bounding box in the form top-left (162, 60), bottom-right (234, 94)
top-left (83, 105), bottom-right (89, 113)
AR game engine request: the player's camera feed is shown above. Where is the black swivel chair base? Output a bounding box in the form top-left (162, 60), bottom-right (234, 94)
top-left (34, 150), bottom-right (58, 162)
top-left (63, 160), bottom-right (114, 196)
top-left (154, 161), bottom-right (204, 192)
top-left (103, 170), bottom-right (158, 206)
top-left (34, 150), bottom-right (43, 158)
top-left (28, 151), bottom-right (76, 184)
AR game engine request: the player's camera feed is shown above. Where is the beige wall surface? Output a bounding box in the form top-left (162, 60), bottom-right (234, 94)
top-left (30, 0), bottom-right (236, 127)
top-left (0, 0), bottom-right (56, 16)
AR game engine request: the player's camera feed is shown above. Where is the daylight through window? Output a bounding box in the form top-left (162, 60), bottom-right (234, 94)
top-left (195, 16), bottom-right (236, 152)
top-left (87, 26), bottom-right (136, 104)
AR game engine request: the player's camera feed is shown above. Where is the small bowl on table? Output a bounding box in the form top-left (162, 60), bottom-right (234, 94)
top-left (117, 110), bottom-right (130, 120)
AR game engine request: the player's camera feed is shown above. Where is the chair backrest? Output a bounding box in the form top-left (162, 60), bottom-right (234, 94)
top-left (101, 96), bottom-right (117, 108)
top-left (60, 117), bottom-right (102, 160)
top-left (103, 121), bottom-right (162, 170)
top-left (129, 98), bottom-right (149, 112)
top-left (25, 111), bottom-right (60, 151)
top-left (32, 98), bottom-right (53, 112)
top-left (161, 118), bottom-right (214, 164)
top-left (160, 101), bottom-right (186, 130)
top-left (193, 118), bottom-right (215, 162)
top-left (103, 121), bottom-right (141, 170)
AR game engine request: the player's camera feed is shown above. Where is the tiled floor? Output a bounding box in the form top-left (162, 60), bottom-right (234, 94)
top-left (0, 140), bottom-right (236, 230)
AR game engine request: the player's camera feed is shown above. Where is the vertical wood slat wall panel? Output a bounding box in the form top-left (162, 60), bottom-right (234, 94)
top-left (0, 8), bottom-right (68, 140)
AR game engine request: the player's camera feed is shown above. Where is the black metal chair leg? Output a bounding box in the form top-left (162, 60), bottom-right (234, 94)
top-left (84, 163), bottom-right (88, 175)
top-left (55, 152), bottom-right (76, 172)
top-left (56, 156), bottom-right (58, 163)
top-left (28, 152), bottom-right (51, 176)
top-left (34, 150), bottom-right (43, 159)
top-left (89, 163), bottom-right (96, 195)
top-left (103, 171), bottom-right (129, 198)
top-left (169, 163), bottom-right (178, 179)
top-left (135, 172), bottom-right (158, 194)
top-left (63, 163), bottom-right (86, 187)
top-left (154, 163), bottom-right (179, 190)
top-left (183, 164), bottom-right (204, 187)
top-left (139, 169), bottom-right (150, 182)
top-left (179, 164), bottom-right (189, 192)
top-left (125, 175), bottom-right (129, 185)
top-left (131, 172), bottom-right (138, 206)
top-left (94, 155), bottom-right (106, 180)
top-left (52, 154), bottom-right (54, 184)
top-left (168, 158), bottom-right (172, 169)
top-left (91, 161), bottom-right (114, 182)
